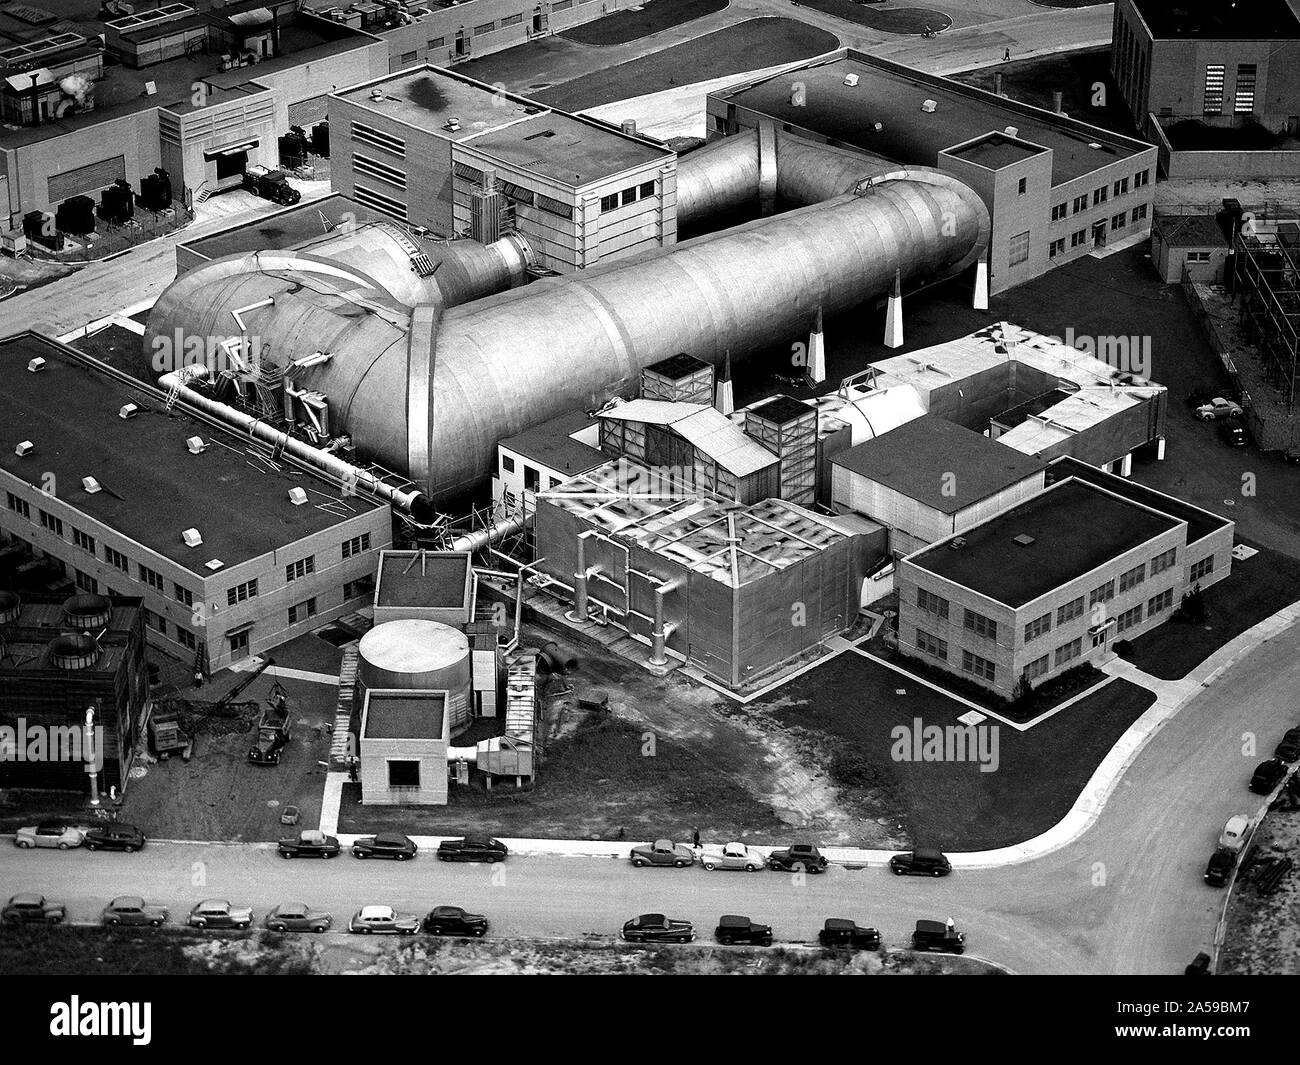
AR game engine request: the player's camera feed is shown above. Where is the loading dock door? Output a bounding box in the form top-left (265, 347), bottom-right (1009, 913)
top-left (47, 155), bottom-right (126, 203)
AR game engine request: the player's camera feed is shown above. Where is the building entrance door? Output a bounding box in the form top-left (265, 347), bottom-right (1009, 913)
top-left (228, 630), bottom-right (250, 661)
top-left (1092, 221), bottom-right (1108, 248)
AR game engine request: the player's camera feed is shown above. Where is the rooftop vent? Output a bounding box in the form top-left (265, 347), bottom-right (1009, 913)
top-left (119, 403), bottom-right (139, 419)
top-left (921, 99), bottom-right (936, 113)
top-left (288, 486), bottom-right (308, 506)
top-left (1012, 533), bottom-right (1036, 548)
top-left (1088, 141), bottom-right (1102, 149)
top-left (182, 528), bottom-right (202, 548)
top-left (14, 441), bottom-right (34, 457)
top-left (63, 593), bottom-right (111, 630)
top-left (443, 117), bottom-right (461, 132)
top-left (0, 590), bottom-right (21, 625)
top-left (186, 436), bottom-right (207, 454)
top-left (1003, 125), bottom-right (1019, 138)
top-left (81, 476), bottom-right (102, 494)
top-left (949, 536), bottom-right (968, 551)
top-left (844, 73), bottom-right (859, 87)
top-left (369, 88), bottom-right (384, 100)
top-left (27, 357), bottom-right (45, 373)
top-left (48, 632), bottom-right (100, 671)
top-left (204, 558), bottom-right (224, 571)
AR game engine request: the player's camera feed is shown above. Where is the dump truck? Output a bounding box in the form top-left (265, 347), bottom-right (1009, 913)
top-left (248, 684), bottom-right (291, 765)
top-left (241, 165), bottom-right (301, 205)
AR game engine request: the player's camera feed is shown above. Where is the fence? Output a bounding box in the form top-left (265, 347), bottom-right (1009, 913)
top-left (25, 202), bottom-right (195, 265)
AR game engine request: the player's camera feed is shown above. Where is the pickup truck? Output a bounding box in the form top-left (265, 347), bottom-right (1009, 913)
top-left (701, 842), bottom-right (765, 872)
top-left (766, 843), bottom-right (828, 873)
top-left (248, 685), bottom-right (291, 765)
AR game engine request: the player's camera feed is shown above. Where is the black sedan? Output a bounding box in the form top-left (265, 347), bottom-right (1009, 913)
top-left (2, 893), bottom-right (65, 925)
top-left (818, 918), bottom-right (881, 950)
top-left (422, 906), bottom-right (489, 937)
top-left (1250, 758), bottom-right (1288, 794)
top-left (1218, 421), bottom-right (1249, 448)
top-left (278, 830), bottom-right (341, 859)
top-left (436, 835), bottom-right (508, 863)
top-left (352, 832), bottom-right (417, 860)
top-left (83, 823), bottom-right (146, 852)
top-left (1275, 728), bottom-right (1300, 763)
top-left (622, 913), bottom-right (696, 944)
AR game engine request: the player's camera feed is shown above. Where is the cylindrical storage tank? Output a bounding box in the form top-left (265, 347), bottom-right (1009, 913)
top-left (357, 620), bottom-right (473, 736)
top-left (49, 633), bottom-right (100, 670)
top-left (63, 593), bottom-right (112, 630)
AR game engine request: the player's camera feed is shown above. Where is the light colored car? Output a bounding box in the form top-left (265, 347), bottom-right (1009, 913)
top-left (187, 899), bottom-right (254, 929)
top-left (1219, 815), bottom-right (1250, 853)
top-left (15, 822), bottom-right (85, 850)
top-left (701, 842), bottom-right (765, 872)
top-left (348, 905), bottom-right (420, 935)
top-left (101, 896), bottom-right (168, 927)
top-left (1196, 397), bottom-right (1244, 421)
top-left (629, 839), bottom-right (695, 868)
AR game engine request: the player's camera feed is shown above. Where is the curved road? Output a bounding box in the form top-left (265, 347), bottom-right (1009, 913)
top-left (1, 616), bottom-right (1295, 975)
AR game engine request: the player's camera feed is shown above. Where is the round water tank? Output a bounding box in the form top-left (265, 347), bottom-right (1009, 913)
top-left (63, 593), bottom-right (111, 630)
top-left (0, 590), bottom-right (20, 625)
top-left (357, 620), bottom-right (473, 735)
top-left (49, 633), bottom-right (100, 670)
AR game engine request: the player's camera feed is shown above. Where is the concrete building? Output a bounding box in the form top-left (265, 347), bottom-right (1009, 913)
top-left (1112, 0), bottom-right (1300, 179)
top-left (358, 688), bottom-right (450, 805)
top-left (707, 49), bottom-right (1157, 294)
top-left (495, 410), bottom-right (603, 514)
top-left (896, 463), bottom-right (1234, 699)
top-left (372, 549), bottom-right (475, 627)
top-left (1151, 210), bottom-right (1233, 283)
top-left (329, 64), bottom-right (676, 269)
top-left (0, 332), bottom-right (391, 673)
top-left (830, 415), bottom-right (1047, 557)
top-left (0, 2), bottom-right (385, 226)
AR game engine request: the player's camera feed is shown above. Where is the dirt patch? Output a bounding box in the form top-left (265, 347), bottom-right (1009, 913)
top-left (1220, 808), bottom-right (1300, 974)
top-left (0, 926), bottom-right (315, 975)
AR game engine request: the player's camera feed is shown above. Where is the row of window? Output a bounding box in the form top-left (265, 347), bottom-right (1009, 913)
top-left (598, 181), bottom-right (656, 214)
top-left (1203, 64), bottom-right (1257, 116)
top-left (1047, 206), bottom-right (1149, 259)
top-left (1052, 171), bottom-right (1151, 222)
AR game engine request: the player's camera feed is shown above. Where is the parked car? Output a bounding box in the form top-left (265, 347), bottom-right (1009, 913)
top-left (701, 841), bottom-right (765, 872)
top-left (714, 914), bottom-right (773, 946)
top-left (351, 832), bottom-right (417, 860)
top-left (1275, 728), bottom-right (1300, 762)
top-left (911, 919), bottom-right (965, 954)
top-left (1204, 847), bottom-right (1235, 887)
top-left (1249, 757), bottom-right (1287, 794)
top-left (348, 905), bottom-right (420, 935)
top-left (1219, 815), bottom-right (1250, 853)
top-left (422, 905), bottom-right (488, 937)
top-left (264, 902), bottom-right (332, 933)
top-left (889, 847), bottom-right (952, 877)
top-left (622, 913), bottom-right (696, 943)
top-left (187, 899), bottom-right (254, 929)
top-left (1218, 421), bottom-right (1249, 447)
top-left (84, 823), bottom-right (146, 852)
top-left (101, 896), bottom-right (168, 927)
top-left (14, 822), bottom-right (84, 850)
top-left (436, 835), bottom-right (508, 863)
top-left (1283, 447), bottom-right (1300, 466)
top-left (1185, 952), bottom-right (1212, 975)
top-left (2, 893), bottom-right (65, 924)
top-left (818, 918), bottom-right (881, 951)
top-left (278, 830), bottom-right (341, 859)
top-left (766, 843), bottom-right (828, 874)
top-left (1196, 397), bottom-right (1244, 421)
top-left (629, 839), bottom-right (695, 868)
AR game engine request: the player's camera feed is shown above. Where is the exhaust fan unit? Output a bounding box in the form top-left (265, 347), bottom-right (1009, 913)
top-left (182, 528), bottom-right (203, 548)
top-left (921, 99), bottom-right (937, 113)
top-left (119, 403), bottom-right (139, 419)
top-left (81, 477), bottom-right (102, 494)
top-left (186, 436), bottom-right (207, 454)
top-left (27, 357), bottom-right (46, 373)
top-left (14, 441), bottom-right (34, 457)
top-left (288, 487), bottom-right (308, 506)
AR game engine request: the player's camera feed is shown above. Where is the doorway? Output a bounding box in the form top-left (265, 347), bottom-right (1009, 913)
top-left (228, 629), bottom-right (250, 661)
top-left (1092, 221), bottom-right (1108, 248)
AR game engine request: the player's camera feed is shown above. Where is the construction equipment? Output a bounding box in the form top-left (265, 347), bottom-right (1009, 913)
top-left (242, 166), bottom-right (302, 206)
top-left (147, 708), bottom-right (193, 761)
top-left (248, 681), bottom-right (292, 765)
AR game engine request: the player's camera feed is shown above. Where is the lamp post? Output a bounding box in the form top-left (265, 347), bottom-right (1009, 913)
top-left (84, 705), bottom-right (99, 806)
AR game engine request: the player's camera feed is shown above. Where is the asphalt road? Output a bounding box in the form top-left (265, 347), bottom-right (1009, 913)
top-left (3, 617), bottom-right (1297, 974)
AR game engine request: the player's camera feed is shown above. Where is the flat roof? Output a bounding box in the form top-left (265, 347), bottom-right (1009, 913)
top-left (362, 690), bottom-right (445, 740)
top-left (1130, 0), bottom-right (1300, 39)
top-left (645, 352), bottom-right (711, 382)
top-left (600, 400), bottom-right (778, 478)
top-left (747, 394), bottom-right (815, 426)
top-left (0, 592), bottom-right (141, 677)
top-left (0, 333), bottom-right (383, 577)
top-left (992, 389), bottom-right (1073, 429)
top-left (336, 65), bottom-right (542, 139)
top-left (945, 131), bottom-right (1049, 170)
top-left (467, 111), bottom-right (670, 187)
top-left (500, 410), bottom-right (604, 477)
top-left (374, 550), bottom-right (471, 609)
top-left (908, 479), bottom-right (1182, 608)
top-left (1155, 212), bottom-right (1231, 248)
top-left (833, 415), bottom-right (1045, 515)
top-left (714, 50), bottom-right (1147, 185)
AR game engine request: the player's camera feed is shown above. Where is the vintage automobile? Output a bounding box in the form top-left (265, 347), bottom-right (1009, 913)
top-left (351, 832), bottom-right (417, 860)
top-left (1204, 847), bottom-right (1235, 887)
top-left (1219, 815), bottom-right (1250, 853)
top-left (1, 893), bottom-right (66, 924)
top-left (912, 919), bottom-right (965, 954)
top-left (889, 847), bottom-right (952, 877)
top-left (629, 839), bottom-right (695, 868)
top-left (714, 914), bottom-right (773, 946)
top-left (14, 821), bottom-right (84, 850)
top-left (436, 835), bottom-right (508, 863)
top-left (83, 823), bottom-right (147, 852)
top-left (701, 841), bottom-right (765, 872)
top-left (101, 896), bottom-right (168, 927)
top-left (264, 903), bottom-right (332, 933)
top-left (621, 913), bottom-right (696, 944)
top-left (348, 905), bottom-right (420, 935)
top-left (1185, 952), bottom-right (1212, 975)
top-left (277, 830), bottom-right (341, 859)
top-left (818, 918), bottom-right (881, 951)
top-left (766, 843), bottom-right (828, 874)
top-left (187, 899), bottom-right (254, 929)
top-left (1249, 758), bottom-right (1287, 794)
top-left (1195, 397), bottom-right (1244, 421)
top-left (1275, 728), bottom-right (1300, 763)
top-left (1218, 421), bottom-right (1249, 448)
top-left (422, 906), bottom-right (489, 937)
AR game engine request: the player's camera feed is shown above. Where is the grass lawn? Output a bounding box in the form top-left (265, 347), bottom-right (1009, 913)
top-left (1117, 541), bottom-right (1300, 680)
top-left (793, 1), bottom-right (951, 33)
top-left (560, 0), bottom-right (727, 46)
top-left (757, 652), bottom-right (1154, 850)
top-left (533, 18), bottom-right (840, 111)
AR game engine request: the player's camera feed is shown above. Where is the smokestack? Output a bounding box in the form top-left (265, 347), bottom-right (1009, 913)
top-left (808, 307), bottom-right (826, 385)
top-left (1052, 91), bottom-right (1064, 114)
top-left (884, 269), bottom-right (904, 349)
top-left (994, 72), bottom-right (1003, 96)
top-left (714, 350), bottom-right (734, 416)
top-left (620, 119), bottom-right (636, 136)
top-left (29, 73), bottom-right (40, 127)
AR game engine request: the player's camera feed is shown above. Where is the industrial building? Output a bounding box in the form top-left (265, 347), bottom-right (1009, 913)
top-left (495, 410), bottom-right (603, 514)
top-left (372, 549), bottom-right (475, 627)
top-left (706, 49), bottom-right (1157, 294)
top-left (1111, 0), bottom-right (1300, 179)
top-left (896, 461), bottom-right (1235, 700)
top-left (329, 64), bottom-right (676, 267)
top-left (1151, 210), bottom-right (1234, 283)
top-left (0, 1), bottom-right (386, 225)
top-left (0, 590), bottom-right (148, 797)
top-left (0, 332), bottom-right (391, 673)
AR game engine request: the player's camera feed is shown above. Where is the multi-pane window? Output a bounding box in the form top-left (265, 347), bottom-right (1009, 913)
top-left (6, 492), bottom-right (30, 520)
top-left (1116, 604), bottom-right (1143, 633)
top-left (961, 649), bottom-right (995, 683)
top-left (1009, 231), bottom-right (1030, 266)
top-left (73, 528), bottom-right (95, 554)
top-left (75, 570), bottom-right (98, 594)
top-left (1112, 211), bottom-right (1127, 230)
top-left (501, 454), bottom-right (515, 474)
top-left (227, 579), bottom-right (259, 606)
top-left (1190, 556), bottom-right (1215, 582)
top-left (1134, 169), bottom-right (1150, 188)
top-left (1025, 654), bottom-right (1050, 681)
top-left (916, 587), bottom-right (949, 621)
top-left (1051, 203), bottom-right (1067, 222)
top-left (621, 188), bottom-right (636, 207)
top-left (1150, 547), bottom-right (1176, 575)
top-left (176, 626), bottom-right (197, 651)
top-left (174, 583), bottom-right (194, 607)
top-left (344, 577), bottom-right (374, 601)
top-left (599, 193), bottom-right (618, 212)
top-left (143, 609), bottom-right (167, 637)
top-left (1024, 613), bottom-right (1051, 643)
top-left (105, 546), bottom-right (129, 573)
top-left (640, 181), bottom-right (655, 198)
top-left (1072, 194), bottom-right (1088, 214)
top-left (1055, 637), bottom-right (1083, 667)
top-left (1119, 563), bottom-right (1145, 592)
top-left (1071, 229), bottom-right (1087, 248)
top-left (38, 510), bottom-right (63, 536)
top-left (286, 557), bottom-right (316, 582)
top-left (1203, 65), bottom-right (1224, 114)
top-left (916, 629), bottom-right (948, 661)
top-left (1093, 187), bottom-right (1108, 206)
top-left (1113, 177), bottom-right (1129, 197)
top-left (1049, 238), bottom-right (1065, 258)
top-left (964, 608), bottom-right (998, 641)
top-left (1234, 64), bottom-right (1256, 113)
top-left (288, 598), bottom-right (318, 625)
top-left (1089, 580), bottom-right (1115, 606)
top-left (1057, 596), bottom-right (1084, 625)
top-left (139, 564), bottom-right (164, 592)
top-left (1017, 177), bottom-right (1027, 194)
top-left (1147, 588), bottom-right (1174, 616)
top-left (342, 533), bottom-right (372, 560)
